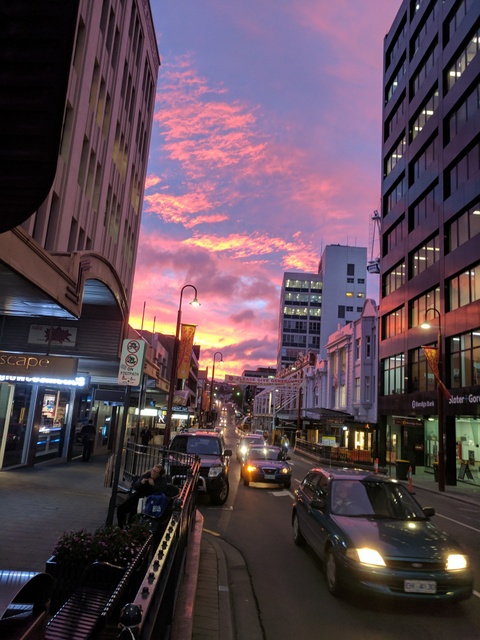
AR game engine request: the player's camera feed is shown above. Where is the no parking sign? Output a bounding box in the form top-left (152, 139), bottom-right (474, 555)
top-left (117, 338), bottom-right (146, 385)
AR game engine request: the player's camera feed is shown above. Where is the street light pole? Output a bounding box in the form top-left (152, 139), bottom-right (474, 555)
top-left (164, 284), bottom-right (200, 447)
top-left (209, 351), bottom-right (223, 424)
top-left (421, 307), bottom-right (445, 492)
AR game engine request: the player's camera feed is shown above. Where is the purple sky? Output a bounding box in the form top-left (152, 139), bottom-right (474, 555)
top-left (130, 0), bottom-right (400, 376)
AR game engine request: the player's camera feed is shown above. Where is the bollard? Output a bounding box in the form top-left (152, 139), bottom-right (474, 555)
top-left (374, 458), bottom-right (379, 474)
top-left (408, 465), bottom-right (413, 492)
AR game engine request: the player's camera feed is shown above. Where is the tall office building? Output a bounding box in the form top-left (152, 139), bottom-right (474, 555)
top-left (378, 0), bottom-right (480, 484)
top-left (0, 0), bottom-right (159, 468)
top-left (277, 244), bottom-right (367, 371)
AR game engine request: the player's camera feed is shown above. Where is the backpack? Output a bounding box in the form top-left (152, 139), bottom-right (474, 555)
top-left (143, 493), bottom-right (169, 518)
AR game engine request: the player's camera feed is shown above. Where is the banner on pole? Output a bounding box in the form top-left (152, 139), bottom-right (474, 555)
top-left (422, 345), bottom-right (451, 400)
top-left (177, 324), bottom-right (196, 379)
top-left (224, 374), bottom-right (300, 387)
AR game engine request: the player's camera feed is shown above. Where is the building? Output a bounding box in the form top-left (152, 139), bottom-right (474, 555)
top-left (0, 0), bottom-right (160, 468)
top-left (378, 0), bottom-right (480, 484)
top-left (277, 244), bottom-right (367, 371)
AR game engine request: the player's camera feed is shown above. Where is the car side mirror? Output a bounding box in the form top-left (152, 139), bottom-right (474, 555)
top-left (224, 449), bottom-right (232, 457)
top-left (422, 506), bottom-right (435, 518)
top-left (311, 498), bottom-right (326, 511)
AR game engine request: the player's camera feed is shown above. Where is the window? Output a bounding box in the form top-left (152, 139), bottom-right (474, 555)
top-left (410, 41), bottom-right (438, 97)
top-left (408, 347), bottom-right (435, 392)
top-left (346, 292), bottom-right (354, 298)
top-left (386, 17), bottom-right (406, 70)
top-left (446, 139), bottom-right (480, 197)
top-left (356, 307), bottom-right (363, 313)
top-left (410, 89), bottom-right (438, 142)
top-left (338, 306), bottom-right (345, 319)
top-left (450, 330), bottom-right (480, 388)
top-left (382, 306), bottom-right (405, 339)
top-left (384, 175), bottom-right (406, 215)
top-left (410, 2), bottom-right (438, 58)
top-left (446, 27), bottom-right (480, 91)
top-left (383, 261), bottom-right (405, 296)
top-left (447, 0), bottom-right (476, 43)
top-left (408, 183), bottom-right (441, 232)
top-left (347, 264), bottom-right (355, 276)
top-left (409, 287), bottom-right (440, 328)
top-left (385, 92), bottom-right (406, 140)
top-left (386, 56), bottom-right (406, 105)
top-left (346, 306), bottom-right (353, 312)
top-left (357, 278), bottom-right (365, 284)
top-left (347, 277), bottom-right (354, 283)
top-left (385, 135), bottom-right (406, 175)
top-left (354, 377), bottom-right (361, 402)
top-left (447, 199), bottom-right (480, 252)
top-left (382, 354), bottom-right (405, 395)
top-left (410, 235), bottom-right (440, 277)
top-left (365, 376), bottom-right (371, 402)
top-left (365, 336), bottom-right (371, 359)
top-left (385, 216), bottom-right (405, 253)
top-left (447, 80), bottom-right (480, 144)
top-left (410, 135), bottom-right (437, 186)
top-left (448, 262), bottom-right (480, 311)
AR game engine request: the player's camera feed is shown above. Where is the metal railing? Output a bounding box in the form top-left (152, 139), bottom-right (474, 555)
top-left (294, 438), bottom-right (381, 471)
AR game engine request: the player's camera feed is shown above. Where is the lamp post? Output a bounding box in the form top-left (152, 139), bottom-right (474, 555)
top-left (421, 307), bottom-right (445, 492)
top-left (164, 284), bottom-right (200, 447)
top-left (209, 351), bottom-right (223, 425)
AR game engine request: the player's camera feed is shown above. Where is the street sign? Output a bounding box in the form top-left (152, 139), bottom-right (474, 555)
top-left (118, 338), bottom-right (146, 386)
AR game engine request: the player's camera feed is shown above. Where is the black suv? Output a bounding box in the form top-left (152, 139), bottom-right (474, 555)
top-left (169, 430), bottom-right (232, 505)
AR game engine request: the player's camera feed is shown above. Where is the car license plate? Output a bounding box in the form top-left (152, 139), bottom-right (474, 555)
top-left (264, 474), bottom-right (276, 480)
top-left (404, 580), bottom-right (436, 594)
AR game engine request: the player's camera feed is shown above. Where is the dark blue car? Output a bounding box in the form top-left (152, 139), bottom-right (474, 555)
top-left (241, 445), bottom-right (292, 489)
top-left (292, 467), bottom-right (473, 601)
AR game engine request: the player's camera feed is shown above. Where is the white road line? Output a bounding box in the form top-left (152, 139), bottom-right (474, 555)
top-left (435, 513), bottom-right (480, 533)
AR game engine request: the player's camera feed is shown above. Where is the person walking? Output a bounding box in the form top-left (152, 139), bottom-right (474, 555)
top-left (140, 426), bottom-right (152, 447)
top-left (80, 420), bottom-right (96, 462)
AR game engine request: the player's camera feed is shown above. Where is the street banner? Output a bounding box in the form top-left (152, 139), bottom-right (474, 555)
top-left (177, 324), bottom-right (196, 379)
top-left (422, 345), bottom-right (451, 400)
top-left (224, 374), bottom-right (300, 387)
top-left (118, 338), bottom-right (146, 386)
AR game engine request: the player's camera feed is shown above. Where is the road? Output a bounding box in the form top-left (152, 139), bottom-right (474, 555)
top-left (199, 419), bottom-right (480, 640)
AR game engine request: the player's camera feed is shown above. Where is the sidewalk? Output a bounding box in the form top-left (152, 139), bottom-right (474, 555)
top-left (0, 455), bottom-right (479, 639)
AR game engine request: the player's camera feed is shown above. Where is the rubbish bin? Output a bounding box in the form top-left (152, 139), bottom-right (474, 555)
top-left (0, 570), bottom-right (53, 638)
top-left (395, 459), bottom-right (410, 481)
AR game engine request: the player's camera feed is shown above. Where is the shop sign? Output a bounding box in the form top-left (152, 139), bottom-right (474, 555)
top-left (394, 417), bottom-right (424, 427)
top-left (118, 339), bottom-right (146, 386)
top-left (28, 324), bottom-right (77, 347)
top-left (0, 351), bottom-right (77, 377)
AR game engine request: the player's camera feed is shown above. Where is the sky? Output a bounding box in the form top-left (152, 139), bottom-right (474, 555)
top-left (129, 0), bottom-right (401, 378)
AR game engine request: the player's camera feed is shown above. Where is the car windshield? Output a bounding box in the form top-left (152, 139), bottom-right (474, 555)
top-left (241, 437), bottom-right (263, 446)
top-left (330, 479), bottom-right (427, 520)
top-left (247, 447), bottom-right (283, 461)
top-left (171, 436), bottom-right (221, 456)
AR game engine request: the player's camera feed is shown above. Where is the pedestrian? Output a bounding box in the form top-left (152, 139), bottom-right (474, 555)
top-left (117, 464), bottom-right (168, 528)
top-left (80, 419), bottom-right (96, 462)
top-left (140, 426), bottom-right (152, 447)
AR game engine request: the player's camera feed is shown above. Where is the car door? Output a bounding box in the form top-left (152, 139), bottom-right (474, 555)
top-left (304, 472), bottom-right (330, 560)
top-left (296, 472), bottom-right (324, 549)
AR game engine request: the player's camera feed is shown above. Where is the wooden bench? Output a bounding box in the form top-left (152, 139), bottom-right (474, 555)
top-left (45, 539), bottom-right (151, 640)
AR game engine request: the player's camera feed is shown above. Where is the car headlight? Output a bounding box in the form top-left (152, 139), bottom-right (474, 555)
top-left (246, 465), bottom-right (257, 473)
top-left (346, 548), bottom-right (386, 567)
top-left (240, 445), bottom-right (248, 455)
top-left (446, 554), bottom-right (468, 570)
top-left (280, 467), bottom-right (290, 474)
top-left (208, 465), bottom-right (223, 478)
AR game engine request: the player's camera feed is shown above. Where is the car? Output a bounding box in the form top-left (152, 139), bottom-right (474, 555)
top-left (292, 467), bottom-right (473, 601)
top-left (169, 430), bottom-right (232, 505)
top-left (241, 445), bottom-right (292, 489)
top-left (235, 434), bottom-right (265, 461)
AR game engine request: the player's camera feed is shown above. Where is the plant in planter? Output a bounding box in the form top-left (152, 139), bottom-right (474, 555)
top-left (46, 522), bottom-right (151, 612)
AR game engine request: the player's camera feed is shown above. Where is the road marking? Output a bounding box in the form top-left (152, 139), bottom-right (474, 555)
top-left (473, 590), bottom-right (480, 599)
top-left (436, 513), bottom-right (480, 534)
top-left (270, 490), bottom-right (294, 498)
top-left (203, 528), bottom-right (221, 537)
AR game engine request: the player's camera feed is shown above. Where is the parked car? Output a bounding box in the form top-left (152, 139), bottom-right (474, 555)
top-left (241, 445), bottom-right (292, 489)
top-left (235, 434), bottom-right (264, 461)
top-left (292, 467), bottom-right (473, 601)
top-left (169, 430), bottom-right (232, 505)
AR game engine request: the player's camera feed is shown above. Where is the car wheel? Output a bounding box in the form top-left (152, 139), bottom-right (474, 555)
top-left (210, 478), bottom-right (229, 505)
top-left (243, 477), bottom-right (250, 486)
top-left (292, 512), bottom-right (305, 546)
top-left (284, 480), bottom-right (291, 489)
top-left (325, 547), bottom-right (343, 597)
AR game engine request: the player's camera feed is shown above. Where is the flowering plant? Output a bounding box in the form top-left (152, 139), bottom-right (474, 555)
top-left (52, 521), bottom-right (151, 567)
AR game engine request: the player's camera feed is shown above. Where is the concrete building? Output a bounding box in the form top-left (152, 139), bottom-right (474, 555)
top-left (0, 0), bottom-right (160, 468)
top-left (378, 0), bottom-right (480, 484)
top-left (277, 244), bottom-right (367, 371)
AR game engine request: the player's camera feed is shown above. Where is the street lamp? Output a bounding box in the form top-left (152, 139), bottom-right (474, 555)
top-left (209, 351), bottom-right (223, 423)
top-left (164, 284), bottom-right (200, 447)
top-left (421, 307), bottom-right (445, 492)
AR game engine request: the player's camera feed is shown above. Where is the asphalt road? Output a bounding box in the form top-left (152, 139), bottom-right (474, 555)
top-left (198, 419), bottom-right (480, 640)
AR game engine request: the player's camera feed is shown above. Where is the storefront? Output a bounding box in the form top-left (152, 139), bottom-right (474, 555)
top-left (0, 352), bottom-right (87, 469)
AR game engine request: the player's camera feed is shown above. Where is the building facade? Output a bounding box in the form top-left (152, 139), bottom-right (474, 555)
top-left (277, 244), bottom-right (367, 372)
top-left (378, 0), bottom-right (480, 483)
top-left (0, 0), bottom-right (160, 468)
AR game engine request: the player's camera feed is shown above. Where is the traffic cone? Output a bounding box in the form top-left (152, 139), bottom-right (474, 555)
top-left (408, 465), bottom-right (413, 493)
top-left (374, 458), bottom-right (378, 474)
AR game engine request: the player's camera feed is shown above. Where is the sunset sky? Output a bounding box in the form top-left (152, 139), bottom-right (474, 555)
top-left (129, 0), bottom-right (400, 377)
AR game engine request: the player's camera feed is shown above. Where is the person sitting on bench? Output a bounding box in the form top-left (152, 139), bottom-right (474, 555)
top-left (117, 464), bottom-right (168, 528)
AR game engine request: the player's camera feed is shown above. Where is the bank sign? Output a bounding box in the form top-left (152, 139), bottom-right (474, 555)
top-left (118, 339), bottom-right (146, 386)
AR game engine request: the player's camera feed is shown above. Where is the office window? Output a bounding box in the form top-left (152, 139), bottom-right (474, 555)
top-left (346, 306), bottom-right (354, 312)
top-left (365, 336), bottom-right (371, 358)
top-left (410, 2), bottom-right (438, 58)
top-left (408, 183), bottom-right (441, 232)
top-left (447, 0), bottom-right (476, 43)
top-left (357, 292), bottom-right (365, 298)
top-left (447, 80), bottom-right (480, 144)
top-left (410, 235), bottom-right (440, 277)
top-left (446, 139), bottom-right (480, 198)
top-left (386, 17), bottom-right (406, 70)
top-left (383, 261), bottom-right (405, 296)
top-left (382, 354), bottom-right (404, 395)
top-left (346, 292), bottom-right (354, 298)
top-left (338, 306), bottom-right (345, 319)
top-left (385, 92), bottom-right (406, 140)
top-left (382, 306), bottom-right (405, 339)
top-left (411, 41), bottom-right (438, 97)
top-left (354, 377), bottom-right (360, 402)
top-left (364, 376), bottom-right (371, 402)
top-left (347, 264), bottom-right (355, 276)
top-left (448, 262), bottom-right (480, 311)
top-left (409, 287), bottom-right (440, 328)
top-left (410, 135), bottom-right (437, 186)
top-left (447, 199), bottom-right (480, 252)
top-left (347, 277), bottom-right (354, 283)
top-left (385, 135), bottom-right (406, 175)
top-left (446, 27), bottom-right (480, 91)
top-left (356, 307), bottom-right (363, 313)
top-left (450, 330), bottom-right (480, 388)
top-left (384, 175), bottom-right (406, 215)
top-left (355, 338), bottom-right (361, 360)
top-left (386, 56), bottom-right (406, 105)
top-left (410, 88), bottom-right (438, 142)
top-left (409, 347), bottom-right (435, 392)
top-left (385, 216), bottom-right (405, 253)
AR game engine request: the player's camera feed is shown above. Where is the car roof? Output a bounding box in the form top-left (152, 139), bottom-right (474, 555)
top-left (307, 467), bottom-right (391, 482)
top-left (174, 430), bottom-right (221, 438)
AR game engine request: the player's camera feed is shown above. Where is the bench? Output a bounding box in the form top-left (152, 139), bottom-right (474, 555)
top-left (45, 538), bottom-right (152, 640)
